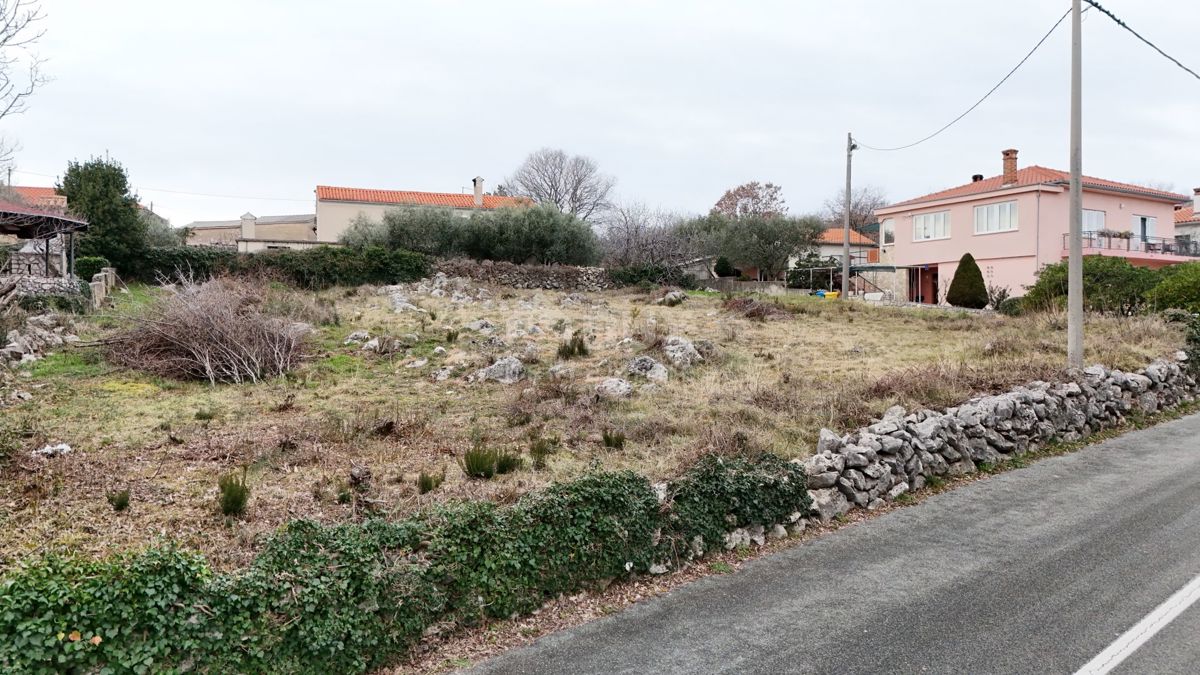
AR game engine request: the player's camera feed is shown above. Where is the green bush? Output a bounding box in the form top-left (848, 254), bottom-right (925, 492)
top-left (16, 292), bottom-right (89, 314)
top-left (602, 428), bottom-right (626, 449)
top-left (340, 205), bottom-right (600, 266)
top-left (459, 445), bottom-right (499, 479)
top-left (1147, 262), bottom-right (1200, 312)
top-left (667, 454), bottom-right (811, 553)
top-left (996, 296), bottom-right (1025, 317)
top-left (0, 455), bottom-right (807, 673)
top-left (495, 451), bottom-right (524, 475)
top-left (946, 253), bottom-right (988, 309)
top-left (416, 471), bottom-right (444, 494)
top-left (713, 256), bottom-right (736, 277)
top-left (75, 256), bottom-right (110, 282)
top-left (130, 246), bottom-right (428, 290)
top-left (607, 263), bottom-right (697, 289)
top-left (1025, 256), bottom-right (1161, 314)
top-left (218, 469), bottom-right (250, 516)
top-left (557, 332), bottom-right (589, 360)
top-left (106, 489), bottom-right (131, 512)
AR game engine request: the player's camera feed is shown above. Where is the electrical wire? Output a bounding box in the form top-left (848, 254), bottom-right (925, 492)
top-left (1084, 0), bottom-right (1200, 82)
top-left (856, 7), bottom-right (1073, 152)
top-left (11, 169), bottom-right (313, 203)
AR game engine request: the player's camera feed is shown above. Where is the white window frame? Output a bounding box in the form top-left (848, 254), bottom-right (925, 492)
top-left (880, 218), bottom-right (895, 246)
top-left (973, 200), bottom-right (1018, 235)
top-left (1133, 215), bottom-right (1156, 241)
top-left (912, 211), bottom-right (951, 242)
top-left (1082, 209), bottom-right (1105, 233)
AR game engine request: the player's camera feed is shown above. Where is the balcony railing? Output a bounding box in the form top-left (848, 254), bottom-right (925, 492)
top-left (1066, 233), bottom-right (1200, 258)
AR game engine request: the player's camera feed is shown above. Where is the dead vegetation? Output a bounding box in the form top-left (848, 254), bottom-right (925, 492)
top-left (0, 281), bottom-right (1185, 569)
top-left (103, 278), bottom-right (312, 384)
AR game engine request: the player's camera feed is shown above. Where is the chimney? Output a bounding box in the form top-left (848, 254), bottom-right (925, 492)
top-left (972, 174), bottom-right (984, 183)
top-left (1193, 187), bottom-right (1199, 214)
top-left (240, 212), bottom-right (257, 240)
top-left (472, 176), bottom-right (484, 207)
top-left (1002, 149), bottom-right (1018, 185)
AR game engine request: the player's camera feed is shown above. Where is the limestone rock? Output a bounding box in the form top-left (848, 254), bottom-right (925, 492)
top-left (627, 355), bottom-right (669, 382)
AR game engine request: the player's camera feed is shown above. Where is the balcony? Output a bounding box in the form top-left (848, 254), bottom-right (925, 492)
top-left (1063, 232), bottom-right (1200, 266)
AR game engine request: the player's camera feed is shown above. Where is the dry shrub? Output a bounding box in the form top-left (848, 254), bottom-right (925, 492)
top-left (505, 377), bottom-right (583, 425)
top-left (319, 407), bottom-right (429, 444)
top-left (631, 316), bottom-right (669, 348)
top-left (723, 296), bottom-right (790, 320)
top-left (105, 277), bottom-right (310, 384)
top-left (263, 287), bottom-right (339, 326)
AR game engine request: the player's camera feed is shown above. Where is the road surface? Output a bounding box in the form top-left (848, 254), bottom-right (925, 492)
top-left (472, 412), bottom-right (1200, 674)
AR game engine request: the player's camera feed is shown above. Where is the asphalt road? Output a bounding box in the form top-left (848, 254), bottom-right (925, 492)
top-left (472, 412), bottom-right (1200, 675)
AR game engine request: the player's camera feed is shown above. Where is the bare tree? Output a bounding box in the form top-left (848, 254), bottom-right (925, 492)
top-left (506, 148), bottom-right (616, 223)
top-left (601, 202), bottom-right (688, 267)
top-left (711, 181), bottom-right (787, 219)
top-left (823, 185), bottom-right (888, 233)
top-left (0, 1), bottom-right (47, 167)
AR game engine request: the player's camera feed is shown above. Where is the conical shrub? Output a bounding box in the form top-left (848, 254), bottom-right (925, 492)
top-left (946, 253), bottom-right (988, 309)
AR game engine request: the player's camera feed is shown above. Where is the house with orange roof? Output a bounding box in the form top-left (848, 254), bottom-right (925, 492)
top-left (874, 148), bottom-right (1195, 304)
top-left (314, 177), bottom-right (528, 244)
top-left (1175, 188), bottom-right (1200, 242)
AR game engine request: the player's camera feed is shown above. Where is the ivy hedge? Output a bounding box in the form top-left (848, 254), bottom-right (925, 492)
top-left (0, 455), bottom-right (809, 674)
top-left (128, 245), bottom-right (429, 290)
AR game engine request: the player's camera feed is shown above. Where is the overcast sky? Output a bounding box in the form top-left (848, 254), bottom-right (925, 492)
top-left (4, 0), bottom-right (1199, 226)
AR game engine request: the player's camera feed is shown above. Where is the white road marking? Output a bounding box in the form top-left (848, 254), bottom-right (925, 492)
top-left (1074, 572), bottom-right (1200, 675)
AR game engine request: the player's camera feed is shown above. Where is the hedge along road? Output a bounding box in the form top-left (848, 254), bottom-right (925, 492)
top-left (471, 412), bottom-right (1200, 675)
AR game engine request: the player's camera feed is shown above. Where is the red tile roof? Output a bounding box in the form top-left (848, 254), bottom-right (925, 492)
top-left (7, 186), bottom-right (59, 202)
top-left (887, 166), bottom-right (1189, 209)
top-left (1177, 204), bottom-right (1198, 226)
top-left (819, 227), bottom-right (874, 246)
top-left (316, 185), bottom-right (528, 209)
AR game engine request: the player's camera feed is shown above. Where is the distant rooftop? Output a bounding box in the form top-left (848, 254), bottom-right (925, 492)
top-left (187, 214), bottom-right (316, 230)
top-left (316, 185), bottom-right (528, 210)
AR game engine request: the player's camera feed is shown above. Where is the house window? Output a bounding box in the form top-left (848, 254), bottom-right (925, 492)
top-left (881, 218), bottom-right (895, 245)
top-left (1082, 209), bottom-right (1105, 233)
top-left (973, 201), bottom-right (1018, 234)
top-left (912, 211), bottom-right (950, 241)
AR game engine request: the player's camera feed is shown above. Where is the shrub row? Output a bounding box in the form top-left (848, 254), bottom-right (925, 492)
top-left (0, 454), bottom-right (808, 674)
top-left (607, 263), bottom-right (698, 289)
top-left (1022, 257), bottom-right (1200, 315)
top-left (340, 204), bottom-right (601, 267)
top-left (129, 245), bottom-right (429, 289)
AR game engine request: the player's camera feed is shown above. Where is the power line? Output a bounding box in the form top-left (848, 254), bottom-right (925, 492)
top-left (1084, 0), bottom-right (1200, 82)
top-left (856, 7), bottom-right (1073, 152)
top-left (10, 169), bottom-right (313, 203)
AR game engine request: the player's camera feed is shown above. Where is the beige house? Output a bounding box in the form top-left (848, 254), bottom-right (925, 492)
top-left (186, 213), bottom-right (320, 250)
top-left (314, 177), bottom-right (528, 242)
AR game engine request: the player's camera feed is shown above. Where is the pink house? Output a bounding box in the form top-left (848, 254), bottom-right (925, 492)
top-left (874, 149), bottom-right (1195, 304)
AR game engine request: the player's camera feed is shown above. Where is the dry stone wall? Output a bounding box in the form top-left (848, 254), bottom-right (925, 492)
top-left (801, 354), bottom-right (1198, 523)
top-left (433, 258), bottom-right (615, 292)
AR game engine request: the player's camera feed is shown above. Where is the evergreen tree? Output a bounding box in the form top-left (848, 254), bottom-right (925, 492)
top-left (946, 252), bottom-right (988, 309)
top-left (57, 157), bottom-right (147, 274)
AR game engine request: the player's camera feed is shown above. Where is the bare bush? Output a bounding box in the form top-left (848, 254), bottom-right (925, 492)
top-left (601, 203), bottom-right (688, 267)
top-left (723, 296), bottom-right (790, 320)
top-left (105, 278), bottom-right (311, 384)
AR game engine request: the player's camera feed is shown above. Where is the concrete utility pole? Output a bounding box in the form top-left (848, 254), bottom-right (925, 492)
top-left (842, 132), bottom-right (855, 297)
top-left (1067, 0), bottom-right (1084, 368)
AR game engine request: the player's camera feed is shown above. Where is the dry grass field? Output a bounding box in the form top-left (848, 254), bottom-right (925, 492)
top-left (0, 277), bottom-right (1184, 569)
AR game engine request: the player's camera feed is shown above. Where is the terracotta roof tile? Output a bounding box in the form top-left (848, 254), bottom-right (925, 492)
top-left (819, 227), bottom-right (874, 246)
top-left (887, 166), bottom-right (1189, 209)
top-left (1175, 204), bottom-right (1198, 226)
top-left (316, 185), bottom-right (529, 209)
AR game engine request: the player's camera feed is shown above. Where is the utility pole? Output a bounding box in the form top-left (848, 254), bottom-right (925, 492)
top-left (1067, 0), bottom-right (1084, 368)
top-left (842, 132), bottom-right (855, 297)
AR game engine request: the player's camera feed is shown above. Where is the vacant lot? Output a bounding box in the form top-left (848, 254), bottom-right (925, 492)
top-left (0, 277), bottom-right (1183, 569)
